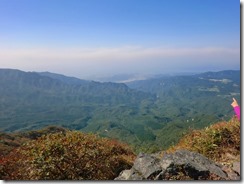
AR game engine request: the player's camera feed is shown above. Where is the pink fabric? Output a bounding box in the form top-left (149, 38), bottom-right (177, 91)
top-left (234, 106), bottom-right (240, 121)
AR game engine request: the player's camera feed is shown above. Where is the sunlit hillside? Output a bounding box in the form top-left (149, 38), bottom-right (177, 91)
top-left (164, 117), bottom-right (240, 165)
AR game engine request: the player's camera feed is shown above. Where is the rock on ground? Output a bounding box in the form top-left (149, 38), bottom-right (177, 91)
top-left (115, 150), bottom-right (235, 180)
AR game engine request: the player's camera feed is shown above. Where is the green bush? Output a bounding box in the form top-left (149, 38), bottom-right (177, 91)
top-left (0, 131), bottom-right (136, 180)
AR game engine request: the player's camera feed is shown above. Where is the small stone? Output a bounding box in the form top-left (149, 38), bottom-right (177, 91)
top-left (232, 162), bottom-right (240, 175)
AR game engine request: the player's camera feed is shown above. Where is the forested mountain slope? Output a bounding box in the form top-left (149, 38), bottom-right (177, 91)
top-left (0, 69), bottom-right (240, 151)
top-left (0, 69), bottom-right (155, 129)
top-left (127, 70), bottom-right (240, 122)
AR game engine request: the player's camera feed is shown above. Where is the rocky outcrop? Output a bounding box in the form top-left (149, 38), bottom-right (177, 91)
top-left (115, 150), bottom-right (239, 180)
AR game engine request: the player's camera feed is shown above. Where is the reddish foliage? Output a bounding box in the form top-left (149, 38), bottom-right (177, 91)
top-left (0, 131), bottom-right (136, 180)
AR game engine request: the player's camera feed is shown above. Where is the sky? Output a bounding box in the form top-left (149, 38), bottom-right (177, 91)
top-left (0, 0), bottom-right (240, 79)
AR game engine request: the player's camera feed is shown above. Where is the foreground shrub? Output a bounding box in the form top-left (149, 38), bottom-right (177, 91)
top-left (164, 117), bottom-right (240, 163)
top-left (0, 131), bottom-right (136, 180)
top-left (0, 126), bottom-right (67, 157)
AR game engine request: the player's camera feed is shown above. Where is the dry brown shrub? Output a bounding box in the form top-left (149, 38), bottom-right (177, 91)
top-left (0, 131), bottom-right (136, 180)
top-left (164, 117), bottom-right (240, 164)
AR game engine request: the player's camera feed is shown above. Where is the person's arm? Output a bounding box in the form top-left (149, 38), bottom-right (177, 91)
top-left (231, 98), bottom-right (240, 121)
top-left (234, 106), bottom-right (240, 121)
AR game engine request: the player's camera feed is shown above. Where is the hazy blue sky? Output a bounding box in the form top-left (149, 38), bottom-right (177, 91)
top-left (0, 0), bottom-right (240, 79)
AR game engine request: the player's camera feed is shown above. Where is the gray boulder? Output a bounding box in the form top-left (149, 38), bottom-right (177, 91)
top-left (115, 150), bottom-right (228, 180)
top-left (115, 153), bottom-right (162, 180)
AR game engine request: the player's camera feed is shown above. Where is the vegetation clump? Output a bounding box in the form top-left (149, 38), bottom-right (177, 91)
top-left (0, 131), bottom-right (136, 180)
top-left (164, 117), bottom-right (240, 164)
top-left (0, 126), bottom-right (67, 157)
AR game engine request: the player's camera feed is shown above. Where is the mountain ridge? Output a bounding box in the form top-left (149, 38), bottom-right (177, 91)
top-left (0, 68), bottom-right (240, 152)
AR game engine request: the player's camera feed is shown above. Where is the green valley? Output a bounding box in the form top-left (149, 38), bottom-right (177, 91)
top-left (0, 69), bottom-right (240, 152)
